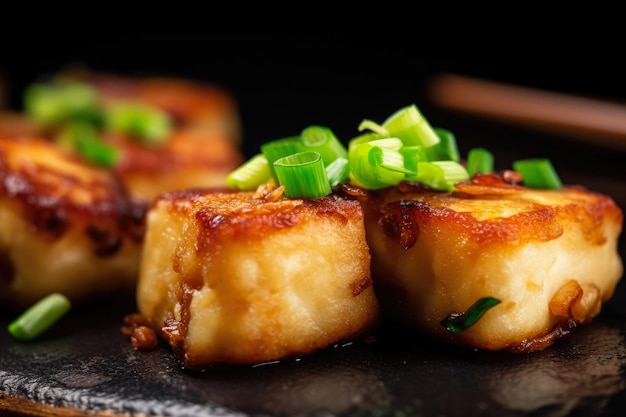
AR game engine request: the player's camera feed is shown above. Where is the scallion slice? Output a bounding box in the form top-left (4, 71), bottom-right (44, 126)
top-left (348, 138), bottom-right (407, 189)
top-left (325, 156), bottom-right (350, 187)
top-left (425, 127), bottom-right (460, 162)
top-left (8, 293), bottom-right (71, 341)
top-left (408, 161), bottom-right (469, 191)
top-left (400, 145), bottom-right (425, 174)
top-left (370, 146), bottom-right (409, 184)
top-left (107, 101), bottom-right (172, 144)
top-left (273, 151), bottom-right (331, 198)
top-left (300, 125), bottom-right (348, 165)
top-left (56, 121), bottom-right (120, 167)
top-left (466, 147), bottom-right (494, 176)
top-left (440, 297), bottom-right (501, 333)
top-left (382, 104), bottom-right (440, 147)
top-left (226, 153), bottom-right (272, 190)
top-left (512, 158), bottom-right (563, 189)
top-left (24, 81), bottom-right (104, 129)
top-left (260, 136), bottom-right (304, 180)
top-left (357, 119), bottom-right (389, 136)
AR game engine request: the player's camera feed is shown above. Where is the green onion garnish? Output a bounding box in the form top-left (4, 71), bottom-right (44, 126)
top-left (273, 151), bottom-right (332, 198)
top-left (466, 147), bottom-right (494, 176)
top-left (512, 158), bottom-right (563, 189)
top-left (226, 153), bottom-right (272, 191)
top-left (24, 81), bottom-right (104, 129)
top-left (260, 136), bottom-right (304, 179)
top-left (425, 127), bottom-right (461, 162)
top-left (107, 101), bottom-right (172, 144)
top-left (408, 161), bottom-right (469, 191)
top-left (381, 104), bottom-right (440, 148)
top-left (400, 145), bottom-right (426, 173)
top-left (348, 138), bottom-right (408, 189)
top-left (357, 119), bottom-right (388, 136)
top-left (300, 125), bottom-right (348, 165)
top-left (56, 121), bottom-right (120, 167)
top-left (325, 156), bottom-right (350, 187)
top-left (226, 103), bottom-right (564, 198)
top-left (8, 293), bottom-right (71, 341)
top-left (440, 297), bottom-right (501, 333)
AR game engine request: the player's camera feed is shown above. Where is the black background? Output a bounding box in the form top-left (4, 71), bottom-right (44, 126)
top-left (2, 21), bottom-right (625, 158)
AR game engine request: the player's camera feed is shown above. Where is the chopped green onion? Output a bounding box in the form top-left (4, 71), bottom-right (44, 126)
top-left (348, 132), bottom-right (385, 153)
top-left (226, 153), bottom-right (272, 190)
top-left (348, 138), bottom-right (407, 189)
top-left (325, 156), bottom-right (350, 187)
top-left (425, 127), bottom-right (460, 162)
top-left (512, 158), bottom-right (563, 189)
top-left (408, 161), bottom-right (469, 191)
top-left (399, 145), bottom-right (425, 173)
top-left (358, 119), bottom-right (388, 136)
top-left (300, 125), bottom-right (348, 166)
top-left (225, 103), bottom-right (564, 199)
top-left (382, 104), bottom-right (440, 147)
top-left (370, 145), bottom-right (409, 183)
top-left (273, 151), bottom-right (331, 198)
top-left (8, 293), bottom-right (71, 341)
top-left (107, 101), bottom-right (172, 144)
top-left (261, 136), bottom-right (304, 180)
top-left (466, 147), bottom-right (494, 176)
top-left (440, 297), bottom-right (501, 333)
top-left (24, 81), bottom-right (104, 129)
top-left (56, 121), bottom-right (120, 167)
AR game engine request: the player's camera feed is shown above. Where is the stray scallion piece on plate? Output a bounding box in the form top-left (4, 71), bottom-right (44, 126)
top-left (7, 293), bottom-right (71, 341)
top-left (440, 297), bottom-right (501, 333)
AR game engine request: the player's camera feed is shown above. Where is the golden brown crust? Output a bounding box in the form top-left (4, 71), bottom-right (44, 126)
top-left (0, 70), bottom-right (244, 309)
top-left (0, 136), bottom-right (146, 309)
top-left (365, 175), bottom-right (622, 251)
top-left (356, 173), bottom-right (623, 352)
top-left (0, 135), bottom-right (145, 242)
top-left (157, 184), bottom-right (364, 246)
top-left (137, 184), bottom-right (381, 368)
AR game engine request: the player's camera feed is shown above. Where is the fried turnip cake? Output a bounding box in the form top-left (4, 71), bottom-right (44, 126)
top-left (136, 184), bottom-right (381, 369)
top-left (0, 135), bottom-right (145, 310)
top-left (16, 70), bottom-right (244, 203)
top-left (91, 73), bottom-right (244, 201)
top-left (350, 174), bottom-right (623, 353)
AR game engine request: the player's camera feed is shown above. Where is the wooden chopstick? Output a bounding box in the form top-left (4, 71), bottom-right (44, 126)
top-left (427, 73), bottom-right (626, 152)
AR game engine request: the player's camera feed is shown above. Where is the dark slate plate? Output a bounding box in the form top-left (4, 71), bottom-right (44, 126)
top-left (1, 292), bottom-right (626, 417)
top-left (1, 110), bottom-right (625, 417)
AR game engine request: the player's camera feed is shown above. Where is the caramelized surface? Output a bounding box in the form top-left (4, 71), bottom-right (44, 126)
top-left (0, 71), bottom-right (244, 310)
top-left (353, 174), bottom-right (623, 352)
top-left (0, 71), bottom-right (244, 203)
top-left (137, 184), bottom-right (381, 368)
top-left (0, 136), bottom-right (145, 309)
